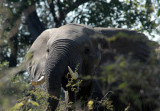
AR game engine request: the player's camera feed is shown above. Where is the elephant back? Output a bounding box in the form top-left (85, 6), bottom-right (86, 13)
top-left (94, 28), bottom-right (152, 63)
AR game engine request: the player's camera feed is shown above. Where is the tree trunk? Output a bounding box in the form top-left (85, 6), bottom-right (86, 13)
top-left (26, 11), bottom-right (46, 41)
top-left (9, 35), bottom-right (18, 67)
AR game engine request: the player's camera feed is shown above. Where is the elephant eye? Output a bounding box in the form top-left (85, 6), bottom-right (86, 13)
top-left (84, 47), bottom-right (90, 54)
top-left (47, 49), bottom-right (49, 53)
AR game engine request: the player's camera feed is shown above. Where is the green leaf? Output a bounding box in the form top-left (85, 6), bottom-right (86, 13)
top-left (126, 0), bottom-right (129, 3)
top-left (29, 100), bottom-right (40, 107)
top-left (120, 61), bottom-right (125, 67)
top-left (10, 102), bottom-right (24, 111)
top-left (108, 74), bottom-right (115, 84)
top-left (118, 82), bottom-right (128, 89)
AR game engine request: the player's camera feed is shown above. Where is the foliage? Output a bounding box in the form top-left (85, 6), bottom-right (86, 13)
top-left (100, 54), bottom-right (160, 111)
top-left (9, 87), bottom-right (69, 111)
top-left (0, 0), bottom-right (160, 110)
top-left (105, 98), bottom-right (114, 111)
top-left (9, 88), bottom-right (49, 111)
top-left (9, 65), bottom-right (84, 111)
top-left (66, 64), bottom-right (82, 92)
top-left (0, 75), bottom-right (30, 110)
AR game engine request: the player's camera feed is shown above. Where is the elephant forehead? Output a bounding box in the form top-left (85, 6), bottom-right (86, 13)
top-left (56, 23), bottom-right (96, 39)
top-left (47, 25), bottom-right (96, 48)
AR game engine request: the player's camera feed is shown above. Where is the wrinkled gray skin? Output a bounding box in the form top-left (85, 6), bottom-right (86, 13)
top-left (26, 24), bottom-right (102, 111)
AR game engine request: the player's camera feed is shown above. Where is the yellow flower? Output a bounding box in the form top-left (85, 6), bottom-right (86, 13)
top-left (88, 100), bottom-right (94, 110)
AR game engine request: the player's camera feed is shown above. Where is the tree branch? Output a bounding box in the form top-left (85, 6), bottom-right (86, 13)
top-left (65, 0), bottom-right (91, 14)
top-left (49, 0), bottom-right (59, 27)
top-left (56, 0), bottom-right (66, 27)
top-left (7, 5), bottom-right (36, 39)
top-left (48, 0), bottom-right (91, 27)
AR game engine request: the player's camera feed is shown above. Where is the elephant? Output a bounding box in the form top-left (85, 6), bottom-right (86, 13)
top-left (25, 23), bottom-right (156, 111)
top-left (25, 24), bottom-right (103, 111)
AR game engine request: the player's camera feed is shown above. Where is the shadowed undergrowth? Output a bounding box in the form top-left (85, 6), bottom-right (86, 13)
top-left (1, 53), bottom-right (159, 111)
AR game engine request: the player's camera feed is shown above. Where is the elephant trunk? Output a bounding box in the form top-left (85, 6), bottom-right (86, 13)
top-left (44, 39), bottom-right (81, 110)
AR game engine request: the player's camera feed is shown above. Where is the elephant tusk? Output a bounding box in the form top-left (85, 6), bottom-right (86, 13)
top-left (31, 76), bottom-right (45, 86)
top-left (68, 66), bottom-right (78, 80)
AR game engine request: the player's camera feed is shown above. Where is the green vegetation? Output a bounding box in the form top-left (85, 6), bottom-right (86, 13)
top-left (1, 53), bottom-right (160, 110)
top-left (0, 0), bottom-right (160, 111)
top-left (100, 55), bottom-right (160, 110)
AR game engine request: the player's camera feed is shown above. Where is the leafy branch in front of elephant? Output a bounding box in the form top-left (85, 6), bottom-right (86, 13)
top-left (10, 88), bottom-right (49, 111)
top-left (88, 91), bottom-right (114, 111)
top-left (28, 88), bottom-right (49, 104)
top-left (1, 75), bottom-right (40, 111)
top-left (10, 96), bottom-right (40, 111)
top-left (105, 98), bottom-right (114, 111)
top-left (66, 64), bottom-right (83, 92)
top-left (66, 79), bottom-right (83, 92)
top-left (101, 91), bottom-right (114, 111)
top-left (87, 97), bottom-right (114, 111)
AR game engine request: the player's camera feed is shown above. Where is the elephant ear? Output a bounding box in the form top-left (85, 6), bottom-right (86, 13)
top-left (94, 27), bottom-right (152, 62)
top-left (25, 28), bottom-right (57, 82)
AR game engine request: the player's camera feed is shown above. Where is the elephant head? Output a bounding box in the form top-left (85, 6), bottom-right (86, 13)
top-left (26, 24), bottom-right (102, 110)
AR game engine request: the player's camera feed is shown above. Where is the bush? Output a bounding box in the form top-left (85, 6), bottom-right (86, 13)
top-left (99, 55), bottom-right (160, 111)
